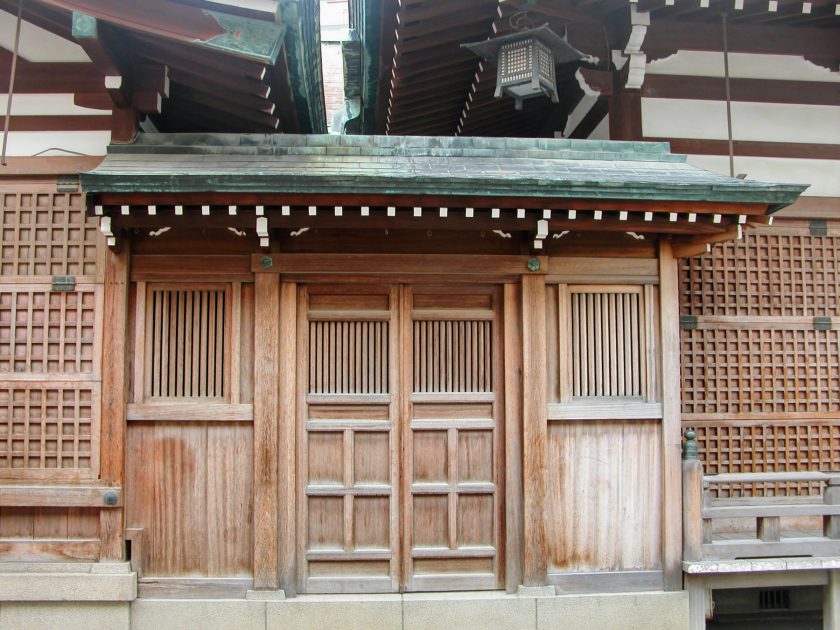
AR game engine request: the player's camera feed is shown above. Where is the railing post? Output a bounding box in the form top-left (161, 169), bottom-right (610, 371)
top-left (824, 476), bottom-right (840, 540)
top-left (683, 428), bottom-right (704, 562)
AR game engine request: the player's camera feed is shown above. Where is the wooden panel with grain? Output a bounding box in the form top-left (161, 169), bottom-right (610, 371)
top-left (0, 506), bottom-right (99, 561)
top-left (404, 285), bottom-right (503, 592)
top-left (299, 285), bottom-right (399, 593)
top-left (0, 192), bottom-right (99, 281)
top-left (546, 419), bottom-right (662, 573)
top-left (125, 421), bottom-right (253, 577)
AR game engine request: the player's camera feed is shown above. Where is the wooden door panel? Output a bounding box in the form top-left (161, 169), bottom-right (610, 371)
top-left (298, 284), bottom-right (503, 593)
top-left (298, 286), bottom-right (399, 593)
top-left (404, 286), bottom-right (503, 592)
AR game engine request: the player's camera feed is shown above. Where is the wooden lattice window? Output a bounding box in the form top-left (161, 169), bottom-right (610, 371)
top-left (144, 285), bottom-right (230, 401)
top-left (0, 383), bottom-right (98, 474)
top-left (413, 320), bottom-right (492, 393)
top-left (681, 327), bottom-right (840, 415)
top-left (0, 192), bottom-right (99, 279)
top-left (308, 320), bottom-right (389, 394)
top-left (0, 286), bottom-right (99, 374)
top-left (681, 231), bottom-right (840, 318)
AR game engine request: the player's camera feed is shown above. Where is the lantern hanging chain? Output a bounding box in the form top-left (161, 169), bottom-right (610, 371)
top-left (721, 11), bottom-right (735, 178)
top-left (1, 0), bottom-right (23, 167)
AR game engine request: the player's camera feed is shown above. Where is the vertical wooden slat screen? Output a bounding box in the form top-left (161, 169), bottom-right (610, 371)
top-left (308, 320), bottom-right (389, 394)
top-left (569, 288), bottom-right (644, 398)
top-left (147, 287), bottom-right (228, 400)
top-left (412, 320), bottom-right (492, 393)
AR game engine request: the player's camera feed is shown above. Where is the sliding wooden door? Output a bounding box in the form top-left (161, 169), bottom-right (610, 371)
top-left (297, 283), bottom-right (504, 593)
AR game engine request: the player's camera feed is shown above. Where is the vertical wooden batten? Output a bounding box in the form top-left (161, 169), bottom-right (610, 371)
top-left (278, 281), bottom-right (297, 594)
top-left (504, 282), bottom-right (524, 592)
top-left (253, 271), bottom-right (280, 589)
top-left (100, 240), bottom-right (131, 561)
top-left (658, 239), bottom-right (683, 590)
top-left (521, 274), bottom-right (548, 586)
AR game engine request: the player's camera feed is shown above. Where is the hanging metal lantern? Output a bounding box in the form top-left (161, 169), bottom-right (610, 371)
top-left (462, 24), bottom-right (587, 111)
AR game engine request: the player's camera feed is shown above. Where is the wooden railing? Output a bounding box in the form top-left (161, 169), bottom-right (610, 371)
top-left (683, 430), bottom-right (840, 562)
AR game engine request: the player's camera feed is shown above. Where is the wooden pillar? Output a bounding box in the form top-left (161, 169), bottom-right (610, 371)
top-left (687, 575), bottom-right (708, 630)
top-left (253, 271), bottom-right (280, 589)
top-left (609, 73), bottom-right (642, 141)
top-left (659, 239), bottom-right (683, 590)
top-left (683, 457), bottom-right (704, 563)
top-left (825, 570), bottom-right (840, 630)
top-left (278, 281), bottom-right (297, 594)
top-left (99, 241), bottom-right (130, 561)
top-left (504, 282), bottom-right (524, 592)
top-left (521, 275), bottom-right (548, 586)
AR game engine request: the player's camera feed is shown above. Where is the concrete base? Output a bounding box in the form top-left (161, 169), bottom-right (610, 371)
top-left (0, 562), bottom-right (136, 602)
top-left (0, 602), bottom-right (130, 630)
top-left (123, 590), bottom-right (687, 630)
top-left (518, 584), bottom-right (557, 597)
top-left (246, 589), bottom-right (286, 600)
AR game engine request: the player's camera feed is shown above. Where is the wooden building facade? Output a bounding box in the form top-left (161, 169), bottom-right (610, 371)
top-left (0, 0), bottom-right (837, 629)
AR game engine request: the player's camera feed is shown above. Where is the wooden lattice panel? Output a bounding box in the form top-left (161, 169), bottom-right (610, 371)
top-left (0, 287), bottom-right (98, 374)
top-left (309, 321), bottom-right (389, 395)
top-left (412, 320), bottom-right (492, 393)
top-left (0, 193), bottom-right (99, 279)
top-left (681, 328), bottom-right (840, 415)
top-left (0, 384), bottom-right (97, 471)
top-left (689, 422), bottom-right (840, 496)
top-left (681, 231), bottom-right (840, 317)
top-left (147, 287), bottom-right (228, 400)
top-left (570, 289), bottom-right (644, 398)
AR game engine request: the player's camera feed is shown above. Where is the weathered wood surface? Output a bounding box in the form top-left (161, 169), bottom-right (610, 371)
top-left (521, 275), bottom-right (547, 586)
top-left (547, 419), bottom-right (662, 573)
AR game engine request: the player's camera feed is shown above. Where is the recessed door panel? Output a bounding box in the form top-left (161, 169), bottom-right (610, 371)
top-left (298, 284), bottom-right (503, 593)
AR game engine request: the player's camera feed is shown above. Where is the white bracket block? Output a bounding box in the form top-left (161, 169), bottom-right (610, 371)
top-left (257, 216), bottom-right (269, 248)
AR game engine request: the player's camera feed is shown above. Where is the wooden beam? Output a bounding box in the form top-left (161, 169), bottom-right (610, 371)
top-left (0, 485), bottom-right (122, 507)
top-left (643, 74), bottom-right (840, 107)
top-left (521, 274), bottom-right (548, 586)
top-left (0, 156), bottom-right (103, 176)
top-left (645, 137), bottom-right (840, 161)
top-left (570, 97), bottom-right (609, 139)
top-left (0, 58), bottom-right (103, 94)
top-left (71, 12), bottom-right (130, 106)
top-left (3, 115), bottom-right (112, 132)
top-left (645, 20), bottom-right (840, 70)
top-left (253, 271), bottom-right (280, 589)
top-left (658, 238), bottom-right (682, 591)
top-left (99, 239), bottom-right (130, 561)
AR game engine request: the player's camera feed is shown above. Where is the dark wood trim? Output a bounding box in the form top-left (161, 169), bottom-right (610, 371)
top-left (643, 74), bottom-right (840, 107)
top-left (773, 196), bottom-right (840, 219)
top-left (609, 73), bottom-right (643, 142)
top-left (4, 115), bottom-right (112, 132)
top-left (93, 193), bottom-right (772, 217)
top-left (647, 137), bottom-right (840, 161)
top-left (0, 156), bottom-right (104, 176)
top-left (570, 97), bottom-right (609, 140)
top-left (645, 20), bottom-right (840, 70)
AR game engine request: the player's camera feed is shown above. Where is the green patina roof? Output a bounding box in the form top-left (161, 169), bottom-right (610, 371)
top-left (81, 133), bottom-right (807, 210)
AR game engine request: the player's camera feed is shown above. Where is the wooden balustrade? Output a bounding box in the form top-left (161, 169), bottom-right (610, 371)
top-left (683, 435), bottom-right (840, 562)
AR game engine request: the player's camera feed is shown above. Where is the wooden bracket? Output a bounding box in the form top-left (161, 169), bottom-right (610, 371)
top-left (671, 224), bottom-right (742, 258)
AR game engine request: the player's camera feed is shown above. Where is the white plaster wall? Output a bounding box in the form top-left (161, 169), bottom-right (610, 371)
top-left (647, 51), bottom-right (840, 82)
top-left (686, 154), bottom-right (840, 197)
top-left (0, 11), bottom-right (89, 62)
top-left (642, 98), bottom-right (840, 145)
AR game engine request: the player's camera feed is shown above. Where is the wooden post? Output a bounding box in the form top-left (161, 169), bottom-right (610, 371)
top-left (521, 274), bottom-right (548, 586)
top-left (504, 282), bottom-right (524, 593)
top-left (824, 477), bottom-right (840, 540)
top-left (609, 73), bottom-right (642, 141)
top-left (683, 431), bottom-right (704, 563)
top-left (253, 271), bottom-right (280, 589)
top-left (278, 281), bottom-right (297, 594)
top-left (825, 570), bottom-right (840, 630)
top-left (687, 574), bottom-right (709, 630)
top-left (99, 240), bottom-right (130, 561)
top-left (659, 239), bottom-right (683, 590)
